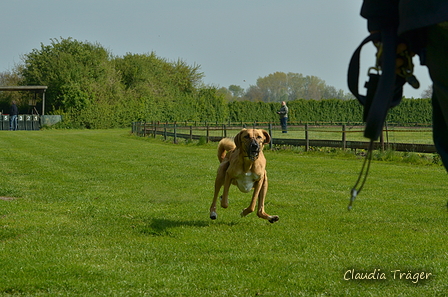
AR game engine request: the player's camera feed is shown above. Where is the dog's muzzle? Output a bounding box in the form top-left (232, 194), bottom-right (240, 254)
top-left (247, 140), bottom-right (260, 161)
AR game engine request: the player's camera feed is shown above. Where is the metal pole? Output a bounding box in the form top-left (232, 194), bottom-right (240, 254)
top-left (42, 91), bottom-right (46, 115)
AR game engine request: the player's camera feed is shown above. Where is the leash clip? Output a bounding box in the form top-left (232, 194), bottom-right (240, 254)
top-left (348, 188), bottom-right (357, 211)
top-left (397, 50), bottom-right (420, 89)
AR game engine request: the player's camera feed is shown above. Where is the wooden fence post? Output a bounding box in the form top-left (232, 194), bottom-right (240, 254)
top-left (189, 126), bottom-right (193, 142)
top-left (223, 124), bottom-right (227, 138)
top-left (164, 122), bottom-right (167, 140)
top-left (269, 122), bottom-right (273, 150)
top-left (305, 123), bottom-right (309, 152)
top-left (206, 125), bottom-right (210, 143)
top-left (342, 124), bottom-right (346, 150)
top-left (151, 121), bottom-right (154, 138)
top-left (174, 122), bottom-right (177, 144)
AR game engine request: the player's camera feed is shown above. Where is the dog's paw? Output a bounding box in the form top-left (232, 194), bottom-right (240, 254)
top-left (268, 216), bottom-right (279, 223)
top-left (220, 196), bottom-right (229, 208)
top-left (210, 212), bottom-right (217, 220)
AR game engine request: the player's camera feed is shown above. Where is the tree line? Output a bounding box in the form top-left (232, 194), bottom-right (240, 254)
top-left (219, 72), bottom-right (354, 102)
top-left (227, 98), bottom-right (431, 125)
top-left (0, 37), bottom-right (431, 128)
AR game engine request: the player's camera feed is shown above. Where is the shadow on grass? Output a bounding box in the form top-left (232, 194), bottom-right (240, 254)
top-left (138, 218), bottom-right (241, 236)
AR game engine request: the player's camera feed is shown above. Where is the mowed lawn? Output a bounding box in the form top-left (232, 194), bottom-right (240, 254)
top-left (0, 129), bottom-right (447, 296)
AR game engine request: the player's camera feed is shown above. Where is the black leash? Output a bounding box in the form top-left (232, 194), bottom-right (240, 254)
top-left (348, 140), bottom-right (374, 210)
top-left (347, 26), bottom-right (419, 210)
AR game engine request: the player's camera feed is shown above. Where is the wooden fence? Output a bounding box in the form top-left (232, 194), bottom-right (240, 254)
top-left (131, 121), bottom-right (437, 153)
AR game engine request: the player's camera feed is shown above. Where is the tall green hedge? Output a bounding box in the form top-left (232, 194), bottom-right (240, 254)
top-left (387, 99), bottom-right (432, 124)
top-left (226, 98), bottom-right (432, 125)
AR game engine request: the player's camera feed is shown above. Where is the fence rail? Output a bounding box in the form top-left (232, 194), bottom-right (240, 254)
top-left (132, 121), bottom-right (437, 153)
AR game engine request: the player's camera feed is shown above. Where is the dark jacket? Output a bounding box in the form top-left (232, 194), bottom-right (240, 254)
top-left (361, 0), bottom-right (448, 34)
top-left (10, 104), bottom-right (18, 116)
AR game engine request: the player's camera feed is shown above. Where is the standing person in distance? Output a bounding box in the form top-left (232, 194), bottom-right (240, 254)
top-left (10, 101), bottom-right (18, 131)
top-left (277, 101), bottom-right (289, 133)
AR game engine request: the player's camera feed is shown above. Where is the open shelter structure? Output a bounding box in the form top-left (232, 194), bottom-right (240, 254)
top-left (0, 86), bottom-right (47, 115)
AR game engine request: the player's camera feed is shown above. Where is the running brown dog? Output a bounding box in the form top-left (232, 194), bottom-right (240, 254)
top-left (209, 128), bottom-right (279, 223)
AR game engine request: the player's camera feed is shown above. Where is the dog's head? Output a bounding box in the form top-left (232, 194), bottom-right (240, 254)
top-left (234, 129), bottom-right (271, 161)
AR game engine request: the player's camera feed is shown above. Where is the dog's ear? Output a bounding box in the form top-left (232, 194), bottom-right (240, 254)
top-left (234, 129), bottom-right (246, 149)
top-left (261, 129), bottom-right (271, 145)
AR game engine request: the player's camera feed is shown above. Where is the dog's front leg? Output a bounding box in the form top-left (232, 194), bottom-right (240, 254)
top-left (256, 173), bottom-right (279, 223)
top-left (240, 177), bottom-right (263, 218)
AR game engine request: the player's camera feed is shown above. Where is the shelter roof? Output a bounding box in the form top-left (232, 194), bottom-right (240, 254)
top-left (0, 86), bottom-right (47, 92)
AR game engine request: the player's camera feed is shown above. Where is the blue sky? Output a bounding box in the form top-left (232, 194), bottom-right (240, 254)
top-left (0, 0), bottom-right (431, 98)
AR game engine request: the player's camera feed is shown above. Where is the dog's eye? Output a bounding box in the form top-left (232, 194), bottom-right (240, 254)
top-left (244, 135), bottom-right (250, 139)
top-left (257, 136), bottom-right (262, 139)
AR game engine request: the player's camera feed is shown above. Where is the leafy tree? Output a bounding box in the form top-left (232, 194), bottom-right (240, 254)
top-left (113, 53), bottom-right (207, 122)
top-left (420, 85), bottom-right (432, 99)
top-left (0, 68), bottom-right (24, 112)
top-left (255, 72), bottom-right (288, 102)
top-left (217, 87), bottom-right (234, 102)
top-left (228, 85), bottom-right (245, 98)
top-left (244, 85), bottom-right (264, 102)
top-left (18, 38), bottom-right (214, 127)
top-left (21, 37), bottom-right (116, 113)
top-left (242, 71), bottom-right (352, 102)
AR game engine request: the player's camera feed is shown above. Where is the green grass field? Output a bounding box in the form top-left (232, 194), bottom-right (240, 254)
top-left (0, 129), bottom-right (447, 296)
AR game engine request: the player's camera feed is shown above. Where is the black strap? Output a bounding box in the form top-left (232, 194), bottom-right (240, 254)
top-left (347, 28), bottom-right (406, 141)
top-left (347, 32), bottom-right (380, 106)
top-left (364, 27), bottom-right (397, 140)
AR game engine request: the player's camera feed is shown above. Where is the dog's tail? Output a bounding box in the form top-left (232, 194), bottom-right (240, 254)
top-left (217, 138), bottom-right (236, 162)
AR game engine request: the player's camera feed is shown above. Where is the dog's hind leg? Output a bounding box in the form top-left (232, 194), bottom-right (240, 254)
top-left (210, 181), bottom-right (222, 220)
top-left (210, 176), bottom-right (225, 220)
top-left (210, 162), bottom-right (228, 220)
top-left (220, 172), bottom-right (232, 209)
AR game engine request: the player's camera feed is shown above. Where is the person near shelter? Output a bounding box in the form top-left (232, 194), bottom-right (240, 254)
top-left (360, 0), bottom-right (448, 170)
top-left (277, 101), bottom-right (289, 133)
top-left (9, 101), bottom-right (18, 131)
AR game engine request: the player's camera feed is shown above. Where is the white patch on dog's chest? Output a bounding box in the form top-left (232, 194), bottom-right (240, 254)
top-left (235, 172), bottom-right (260, 193)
